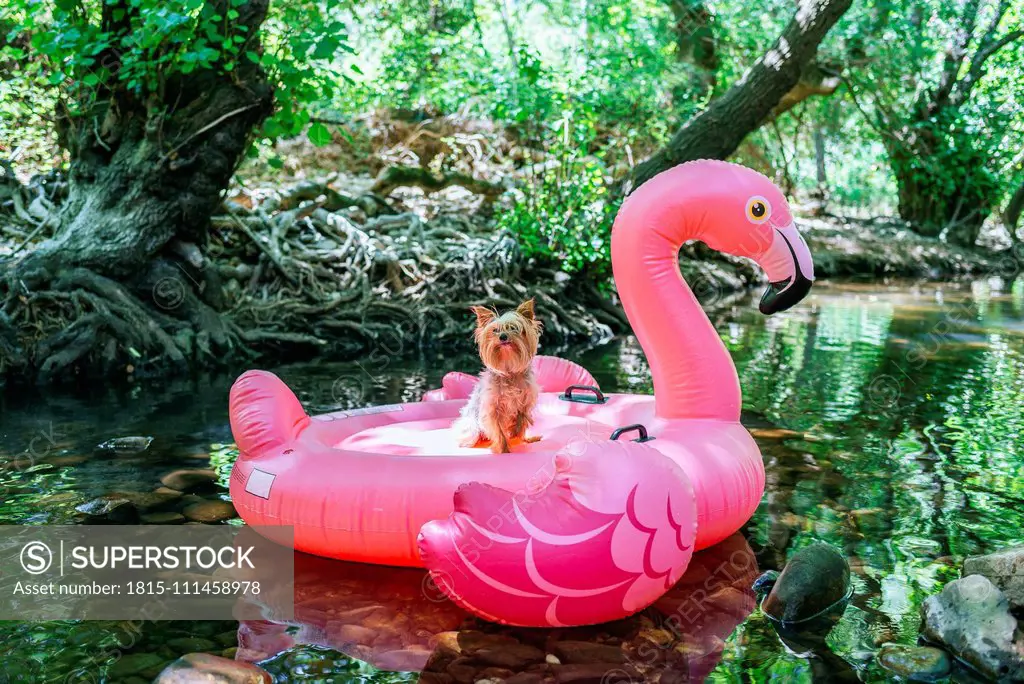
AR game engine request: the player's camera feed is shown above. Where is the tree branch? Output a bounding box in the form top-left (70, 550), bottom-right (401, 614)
top-left (770, 60), bottom-right (844, 119)
top-left (925, 0), bottom-right (983, 115)
top-left (625, 0), bottom-right (854, 193)
top-left (953, 28), bottom-right (1024, 104)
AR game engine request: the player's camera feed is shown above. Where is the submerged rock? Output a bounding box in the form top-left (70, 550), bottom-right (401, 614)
top-left (160, 468), bottom-right (219, 492)
top-left (182, 499), bottom-right (237, 523)
top-left (154, 652), bottom-right (272, 683)
top-left (96, 436), bottom-right (154, 454)
top-left (140, 511), bottom-right (186, 524)
top-left (877, 644), bottom-right (951, 682)
top-left (106, 490), bottom-right (181, 510)
top-left (107, 652), bottom-right (168, 679)
top-left (964, 544), bottom-right (1024, 611)
top-left (921, 574), bottom-right (1024, 681)
top-left (75, 496), bottom-right (140, 523)
top-left (760, 542), bottom-right (852, 627)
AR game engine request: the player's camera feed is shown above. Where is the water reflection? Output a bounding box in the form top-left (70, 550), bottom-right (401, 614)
top-left (238, 536), bottom-right (758, 682)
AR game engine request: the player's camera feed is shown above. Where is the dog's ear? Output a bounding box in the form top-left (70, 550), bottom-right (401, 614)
top-left (470, 305), bottom-right (497, 327)
top-left (515, 298), bottom-right (536, 321)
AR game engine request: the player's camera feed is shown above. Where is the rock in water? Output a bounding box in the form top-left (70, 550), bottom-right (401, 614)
top-left (96, 436), bottom-right (154, 454)
top-left (75, 496), bottom-right (140, 523)
top-left (964, 544), bottom-right (1024, 611)
top-left (154, 653), bottom-right (272, 683)
top-left (160, 468), bottom-right (219, 492)
top-left (877, 644), bottom-right (951, 682)
top-left (761, 542), bottom-right (851, 626)
top-left (182, 499), bottom-right (237, 523)
top-left (921, 575), bottom-right (1024, 681)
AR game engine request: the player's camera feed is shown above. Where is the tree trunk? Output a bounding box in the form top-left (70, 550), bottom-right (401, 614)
top-left (626, 0), bottom-right (853, 193)
top-left (3, 0), bottom-right (273, 381)
top-left (668, 0), bottom-right (718, 94)
top-left (882, 0), bottom-right (1022, 246)
top-left (808, 124), bottom-right (829, 216)
top-left (1004, 177), bottom-right (1024, 242)
top-left (888, 126), bottom-right (993, 246)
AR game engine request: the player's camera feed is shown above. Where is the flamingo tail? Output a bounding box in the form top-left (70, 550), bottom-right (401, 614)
top-left (229, 370), bottom-right (310, 458)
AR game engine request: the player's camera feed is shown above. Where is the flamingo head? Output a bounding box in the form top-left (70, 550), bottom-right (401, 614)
top-left (693, 162), bottom-right (815, 315)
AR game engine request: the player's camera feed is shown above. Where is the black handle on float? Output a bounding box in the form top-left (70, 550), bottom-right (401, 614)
top-left (559, 385), bottom-right (607, 404)
top-left (610, 423), bottom-right (653, 443)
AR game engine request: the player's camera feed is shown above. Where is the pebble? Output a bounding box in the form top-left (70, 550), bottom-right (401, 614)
top-left (877, 644), bottom-right (951, 682)
top-left (153, 653), bottom-right (272, 683)
top-left (108, 652), bottom-right (168, 678)
top-left (140, 511), bottom-right (186, 524)
top-left (551, 663), bottom-right (639, 684)
top-left (182, 500), bottom-right (237, 523)
top-left (166, 637), bottom-right (218, 653)
top-left (106, 490), bottom-right (182, 510)
top-left (160, 468), bottom-right (219, 492)
top-left (45, 454), bottom-right (89, 467)
top-left (552, 640), bottom-right (625, 664)
top-left (75, 496), bottom-right (139, 523)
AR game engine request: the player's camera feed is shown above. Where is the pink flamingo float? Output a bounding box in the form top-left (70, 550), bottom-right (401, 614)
top-left (228, 160), bottom-right (814, 627)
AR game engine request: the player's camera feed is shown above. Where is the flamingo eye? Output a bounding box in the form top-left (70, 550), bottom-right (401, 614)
top-left (746, 196), bottom-right (772, 224)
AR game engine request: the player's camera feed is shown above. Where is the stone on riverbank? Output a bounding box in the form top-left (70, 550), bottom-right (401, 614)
top-left (921, 574), bottom-right (1024, 681)
top-left (964, 544), bottom-right (1024, 611)
top-left (154, 653), bottom-right (272, 683)
top-left (877, 644), bottom-right (951, 681)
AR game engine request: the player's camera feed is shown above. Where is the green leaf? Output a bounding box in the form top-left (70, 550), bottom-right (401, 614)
top-left (267, 156), bottom-right (284, 169)
top-left (307, 122), bottom-right (332, 147)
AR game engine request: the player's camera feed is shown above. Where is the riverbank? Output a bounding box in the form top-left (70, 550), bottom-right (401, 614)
top-left (1, 166), bottom-right (1016, 387)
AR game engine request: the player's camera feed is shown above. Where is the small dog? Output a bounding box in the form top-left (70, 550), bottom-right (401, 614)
top-left (453, 299), bottom-right (542, 454)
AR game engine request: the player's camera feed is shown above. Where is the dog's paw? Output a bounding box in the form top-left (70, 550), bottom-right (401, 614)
top-left (522, 435), bottom-right (542, 444)
top-left (458, 433), bottom-right (487, 448)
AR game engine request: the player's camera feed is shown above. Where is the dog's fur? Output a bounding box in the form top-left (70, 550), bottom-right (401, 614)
top-left (453, 299), bottom-right (542, 453)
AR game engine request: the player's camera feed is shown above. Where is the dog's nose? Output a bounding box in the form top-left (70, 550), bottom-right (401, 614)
top-left (498, 332), bottom-right (509, 342)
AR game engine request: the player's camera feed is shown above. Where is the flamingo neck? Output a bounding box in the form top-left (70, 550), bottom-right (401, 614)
top-left (610, 187), bottom-right (742, 421)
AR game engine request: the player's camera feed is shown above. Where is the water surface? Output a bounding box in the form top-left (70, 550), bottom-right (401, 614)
top-left (1, 279), bottom-right (1022, 682)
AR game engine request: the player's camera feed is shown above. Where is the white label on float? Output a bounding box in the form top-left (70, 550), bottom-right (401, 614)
top-left (344, 404), bottom-right (405, 417)
top-left (245, 469), bottom-right (276, 499)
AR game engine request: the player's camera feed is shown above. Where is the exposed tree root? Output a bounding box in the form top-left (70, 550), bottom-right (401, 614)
top-left (371, 165), bottom-right (505, 198)
top-left (1, 172), bottom-right (619, 384)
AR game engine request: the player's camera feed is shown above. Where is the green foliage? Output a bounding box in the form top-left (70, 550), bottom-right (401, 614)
top-left (497, 110), bottom-right (616, 278)
top-left (3, 0), bottom-right (1023, 241)
top-left (0, 0), bottom-right (356, 153)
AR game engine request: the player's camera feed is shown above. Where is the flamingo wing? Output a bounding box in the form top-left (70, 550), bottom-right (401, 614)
top-left (417, 441), bottom-right (697, 627)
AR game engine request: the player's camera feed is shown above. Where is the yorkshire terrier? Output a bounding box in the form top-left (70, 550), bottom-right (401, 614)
top-left (453, 299), bottom-right (542, 454)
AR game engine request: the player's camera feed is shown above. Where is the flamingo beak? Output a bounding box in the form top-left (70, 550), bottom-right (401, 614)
top-left (758, 222), bottom-right (815, 315)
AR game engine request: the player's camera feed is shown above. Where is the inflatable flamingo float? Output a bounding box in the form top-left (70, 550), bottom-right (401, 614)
top-left (228, 160), bottom-right (814, 627)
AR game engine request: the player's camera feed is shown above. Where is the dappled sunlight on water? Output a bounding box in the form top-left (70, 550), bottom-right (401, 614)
top-left (1, 279), bottom-right (1022, 682)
